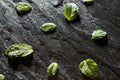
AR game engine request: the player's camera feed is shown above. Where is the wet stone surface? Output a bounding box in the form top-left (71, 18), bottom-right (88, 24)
top-left (0, 0), bottom-right (120, 80)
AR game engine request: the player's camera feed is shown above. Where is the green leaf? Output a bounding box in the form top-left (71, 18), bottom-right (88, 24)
top-left (92, 30), bottom-right (107, 40)
top-left (79, 59), bottom-right (98, 78)
top-left (0, 74), bottom-right (5, 80)
top-left (63, 3), bottom-right (79, 21)
top-left (47, 62), bottom-right (58, 77)
top-left (5, 43), bottom-right (33, 58)
top-left (40, 23), bottom-right (56, 32)
top-left (15, 2), bottom-right (32, 13)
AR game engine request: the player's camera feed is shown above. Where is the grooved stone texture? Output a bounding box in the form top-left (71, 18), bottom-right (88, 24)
top-left (0, 0), bottom-right (120, 80)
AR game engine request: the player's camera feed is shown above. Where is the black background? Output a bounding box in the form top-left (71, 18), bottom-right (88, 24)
top-left (0, 0), bottom-right (120, 80)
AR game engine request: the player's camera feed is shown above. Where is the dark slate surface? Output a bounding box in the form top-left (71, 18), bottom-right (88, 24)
top-left (0, 0), bottom-right (120, 80)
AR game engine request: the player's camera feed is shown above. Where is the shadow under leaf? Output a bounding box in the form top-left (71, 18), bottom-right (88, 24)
top-left (48, 69), bottom-right (59, 80)
top-left (93, 36), bottom-right (108, 47)
top-left (16, 9), bottom-right (32, 17)
top-left (82, 2), bottom-right (94, 6)
top-left (8, 53), bottom-right (33, 70)
top-left (65, 15), bottom-right (81, 24)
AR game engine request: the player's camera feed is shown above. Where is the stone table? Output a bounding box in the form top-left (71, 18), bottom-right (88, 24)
top-left (0, 0), bottom-right (120, 80)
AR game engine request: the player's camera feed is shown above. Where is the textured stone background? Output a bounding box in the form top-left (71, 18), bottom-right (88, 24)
top-left (0, 0), bottom-right (120, 80)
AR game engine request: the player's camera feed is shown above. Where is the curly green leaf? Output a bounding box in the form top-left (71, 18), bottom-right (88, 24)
top-left (63, 3), bottom-right (79, 21)
top-left (47, 62), bottom-right (58, 77)
top-left (79, 59), bottom-right (98, 78)
top-left (5, 43), bottom-right (33, 58)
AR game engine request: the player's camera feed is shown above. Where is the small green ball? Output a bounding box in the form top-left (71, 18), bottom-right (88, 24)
top-left (15, 2), bottom-right (32, 13)
top-left (92, 30), bottom-right (107, 40)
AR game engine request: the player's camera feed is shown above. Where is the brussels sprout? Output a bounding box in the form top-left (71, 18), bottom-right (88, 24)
top-left (79, 59), bottom-right (98, 78)
top-left (15, 2), bottom-right (32, 13)
top-left (40, 23), bottom-right (56, 32)
top-left (5, 43), bottom-right (33, 59)
top-left (63, 3), bottom-right (79, 21)
top-left (47, 62), bottom-right (58, 77)
top-left (0, 74), bottom-right (5, 80)
top-left (92, 30), bottom-right (107, 40)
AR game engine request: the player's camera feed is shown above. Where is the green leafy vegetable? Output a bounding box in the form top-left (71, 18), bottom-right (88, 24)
top-left (5, 43), bottom-right (33, 58)
top-left (63, 3), bottom-right (79, 21)
top-left (40, 23), bottom-right (56, 32)
top-left (82, 0), bottom-right (95, 4)
top-left (79, 59), bottom-right (98, 78)
top-left (0, 74), bottom-right (5, 80)
top-left (92, 30), bottom-right (107, 40)
top-left (47, 62), bottom-right (58, 77)
top-left (15, 2), bottom-right (32, 13)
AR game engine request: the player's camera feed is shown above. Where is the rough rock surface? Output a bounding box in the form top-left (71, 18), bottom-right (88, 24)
top-left (0, 0), bottom-right (120, 80)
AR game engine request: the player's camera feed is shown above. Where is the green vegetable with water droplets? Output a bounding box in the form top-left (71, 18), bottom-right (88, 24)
top-left (92, 30), bottom-right (107, 40)
top-left (64, 3), bottom-right (79, 21)
top-left (15, 2), bottom-right (32, 13)
top-left (5, 43), bottom-right (33, 59)
top-left (47, 62), bottom-right (58, 77)
top-left (79, 59), bottom-right (98, 78)
top-left (0, 74), bottom-right (5, 80)
top-left (40, 23), bottom-right (56, 32)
